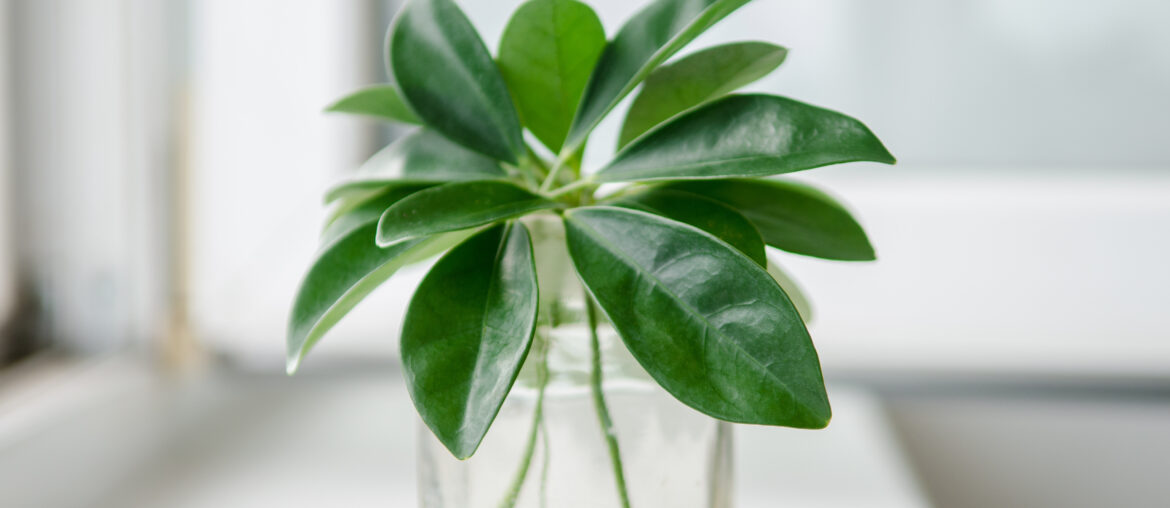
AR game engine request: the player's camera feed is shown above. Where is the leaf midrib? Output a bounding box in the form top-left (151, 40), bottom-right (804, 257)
top-left (462, 225), bottom-right (513, 428)
top-left (603, 153), bottom-right (878, 181)
top-left (623, 44), bottom-right (781, 146)
top-left (402, 1), bottom-right (517, 157)
top-left (570, 1), bottom-right (733, 151)
top-left (386, 198), bottom-right (552, 244)
top-left (547, 0), bottom-right (575, 130)
top-left (570, 212), bottom-right (797, 407)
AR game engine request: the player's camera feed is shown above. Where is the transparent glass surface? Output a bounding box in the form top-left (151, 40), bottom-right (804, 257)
top-left (418, 217), bottom-right (733, 508)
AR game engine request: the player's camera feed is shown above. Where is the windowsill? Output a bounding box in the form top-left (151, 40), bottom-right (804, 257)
top-left (0, 355), bottom-right (930, 508)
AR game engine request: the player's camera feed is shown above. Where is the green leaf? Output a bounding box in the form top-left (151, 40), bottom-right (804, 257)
top-left (564, 206), bottom-right (830, 428)
top-left (389, 0), bottom-right (524, 163)
top-left (287, 191), bottom-right (476, 374)
top-left (614, 188), bottom-right (766, 266)
top-left (324, 129), bottom-right (506, 205)
top-left (377, 180), bottom-right (558, 247)
top-left (618, 42), bottom-right (786, 148)
top-left (498, 0), bottom-right (606, 153)
top-left (322, 185), bottom-right (431, 246)
top-left (325, 85), bottom-right (421, 124)
top-left (402, 223), bottom-right (538, 459)
top-left (766, 255), bottom-right (814, 323)
top-left (324, 185), bottom-right (419, 232)
top-left (599, 94), bottom-right (896, 182)
top-left (663, 178), bottom-right (876, 261)
top-left (565, 0), bottom-right (753, 152)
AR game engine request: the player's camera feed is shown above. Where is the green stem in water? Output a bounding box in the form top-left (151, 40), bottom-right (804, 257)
top-left (586, 295), bottom-right (633, 508)
top-left (497, 338), bottom-right (550, 508)
top-left (539, 418), bottom-right (551, 508)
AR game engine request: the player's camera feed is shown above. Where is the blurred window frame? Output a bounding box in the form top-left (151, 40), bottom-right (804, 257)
top-left (0, 0), bottom-right (17, 365)
top-left (1, 0), bottom-right (181, 362)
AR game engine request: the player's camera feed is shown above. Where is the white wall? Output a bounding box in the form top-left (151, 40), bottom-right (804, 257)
top-left (468, 0), bottom-right (1170, 169)
top-left (188, 0), bottom-right (388, 363)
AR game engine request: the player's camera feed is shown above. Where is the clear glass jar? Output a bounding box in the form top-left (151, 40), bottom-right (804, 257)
top-left (418, 216), bottom-right (733, 508)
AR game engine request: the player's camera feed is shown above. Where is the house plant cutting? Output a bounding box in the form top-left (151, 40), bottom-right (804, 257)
top-left (287, 0), bottom-right (895, 506)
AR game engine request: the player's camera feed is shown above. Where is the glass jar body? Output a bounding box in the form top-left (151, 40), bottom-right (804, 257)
top-left (417, 217), bottom-right (733, 508)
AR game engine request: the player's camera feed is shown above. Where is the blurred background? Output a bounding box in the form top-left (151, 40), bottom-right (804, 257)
top-left (0, 0), bottom-right (1168, 507)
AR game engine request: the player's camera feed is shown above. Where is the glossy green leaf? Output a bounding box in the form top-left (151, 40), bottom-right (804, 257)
top-left (287, 192), bottom-right (476, 374)
top-left (614, 188), bottom-right (766, 266)
top-left (498, 0), bottom-right (606, 153)
top-left (564, 206), bottom-right (830, 428)
top-left (377, 180), bottom-right (558, 247)
top-left (324, 129), bottom-right (506, 205)
top-left (322, 185), bottom-right (431, 247)
top-left (766, 255), bottom-right (813, 323)
top-left (389, 0), bottom-right (524, 162)
top-left (403, 223), bottom-right (538, 459)
top-left (618, 42), bottom-right (786, 148)
top-left (663, 178), bottom-right (875, 261)
top-left (324, 185), bottom-right (419, 232)
top-left (564, 0), bottom-right (753, 152)
top-left (599, 94), bottom-right (896, 182)
top-left (325, 85), bottom-right (421, 124)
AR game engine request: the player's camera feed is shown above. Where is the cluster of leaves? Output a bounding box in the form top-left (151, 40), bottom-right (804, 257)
top-left (289, 0), bottom-right (894, 461)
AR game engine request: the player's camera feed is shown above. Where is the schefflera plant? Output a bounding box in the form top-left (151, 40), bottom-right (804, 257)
top-left (291, 0), bottom-right (893, 477)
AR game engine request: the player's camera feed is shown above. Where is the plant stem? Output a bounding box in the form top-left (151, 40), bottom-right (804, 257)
top-left (497, 338), bottom-right (550, 508)
top-left (509, 160), bottom-right (541, 190)
top-left (545, 178), bottom-right (596, 199)
top-left (524, 144), bottom-right (551, 179)
top-left (538, 153), bottom-right (571, 193)
top-left (594, 183), bottom-right (647, 204)
top-left (539, 418), bottom-right (551, 508)
top-left (585, 295), bottom-right (632, 508)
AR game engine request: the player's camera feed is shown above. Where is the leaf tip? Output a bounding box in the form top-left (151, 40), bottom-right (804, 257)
top-left (806, 393), bottom-right (833, 429)
top-left (375, 213), bottom-right (405, 248)
top-left (856, 243), bottom-right (878, 262)
top-left (871, 139), bottom-right (897, 166)
top-left (809, 415), bottom-right (832, 430)
top-left (452, 447), bottom-right (475, 461)
top-left (286, 355), bottom-right (301, 376)
top-left (375, 228), bottom-right (413, 248)
top-left (430, 424), bottom-right (481, 460)
top-left (783, 397), bottom-right (832, 429)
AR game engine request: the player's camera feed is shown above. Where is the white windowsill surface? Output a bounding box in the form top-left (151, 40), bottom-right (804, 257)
top-left (0, 357), bottom-right (929, 508)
